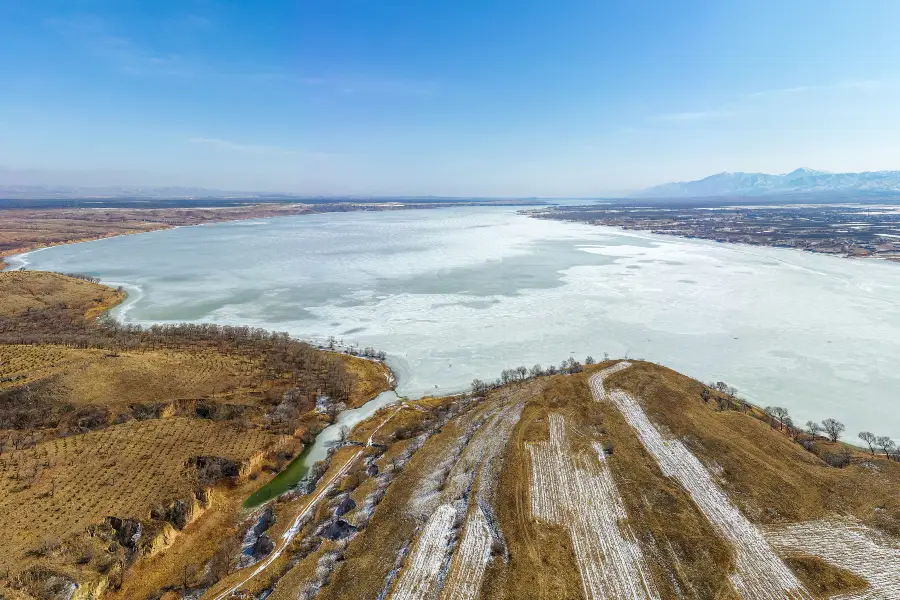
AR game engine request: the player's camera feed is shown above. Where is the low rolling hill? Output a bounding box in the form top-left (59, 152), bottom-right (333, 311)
top-left (202, 360), bottom-right (900, 600)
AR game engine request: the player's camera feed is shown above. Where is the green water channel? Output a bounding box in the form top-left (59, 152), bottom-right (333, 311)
top-left (243, 390), bottom-right (399, 508)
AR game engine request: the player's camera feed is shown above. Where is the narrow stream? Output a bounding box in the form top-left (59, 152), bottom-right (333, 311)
top-left (243, 390), bottom-right (400, 508)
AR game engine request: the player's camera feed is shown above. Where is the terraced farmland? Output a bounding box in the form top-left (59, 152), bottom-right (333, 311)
top-left (592, 364), bottom-right (809, 599)
top-left (0, 271), bottom-right (394, 600)
top-left (0, 417), bottom-right (288, 563)
top-left (226, 361), bottom-right (900, 600)
top-left (0, 344), bottom-right (262, 404)
top-left (528, 413), bottom-right (659, 599)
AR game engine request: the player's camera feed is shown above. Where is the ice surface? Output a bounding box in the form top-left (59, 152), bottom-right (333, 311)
top-left (16, 206), bottom-right (900, 439)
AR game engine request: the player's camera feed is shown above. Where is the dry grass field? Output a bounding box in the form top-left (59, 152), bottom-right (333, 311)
top-left (604, 361), bottom-right (900, 538)
top-left (0, 270), bottom-right (124, 320)
top-left (0, 271), bottom-right (392, 599)
top-left (3, 270), bottom-right (896, 598)
top-left (0, 344), bottom-right (263, 403)
top-left (0, 417), bottom-right (290, 572)
top-left (220, 362), bottom-right (900, 600)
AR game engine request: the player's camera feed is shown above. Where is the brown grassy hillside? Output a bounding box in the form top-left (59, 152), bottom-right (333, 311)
top-left (209, 362), bottom-right (899, 600)
top-left (0, 271), bottom-right (391, 599)
top-left (0, 270), bottom-right (124, 320)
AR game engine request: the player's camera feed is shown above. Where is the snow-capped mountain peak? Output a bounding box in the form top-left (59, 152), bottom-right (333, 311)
top-left (636, 168), bottom-right (900, 197)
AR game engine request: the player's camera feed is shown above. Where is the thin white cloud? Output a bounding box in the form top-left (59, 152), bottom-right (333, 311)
top-left (653, 79), bottom-right (887, 123)
top-left (46, 15), bottom-right (434, 96)
top-left (47, 15), bottom-right (190, 77)
top-left (186, 137), bottom-right (339, 159)
top-left (169, 14), bottom-right (214, 30)
top-left (653, 104), bottom-right (738, 122)
top-left (748, 79), bottom-right (883, 98)
top-left (187, 137), bottom-right (294, 155)
top-left (654, 109), bottom-right (734, 122)
top-left (241, 70), bottom-right (435, 95)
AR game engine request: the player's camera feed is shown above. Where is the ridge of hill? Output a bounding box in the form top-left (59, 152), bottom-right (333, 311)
top-left (198, 361), bottom-right (900, 600)
top-left (637, 168), bottom-right (900, 198)
top-left (2, 271), bottom-right (898, 599)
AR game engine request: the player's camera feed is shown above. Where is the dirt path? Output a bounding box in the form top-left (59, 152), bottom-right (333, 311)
top-left (206, 405), bottom-right (406, 599)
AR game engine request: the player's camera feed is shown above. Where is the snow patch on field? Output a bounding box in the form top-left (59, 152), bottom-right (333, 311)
top-left (439, 505), bottom-right (493, 600)
top-left (445, 402), bottom-right (524, 503)
top-left (392, 401), bottom-right (523, 600)
top-left (528, 413), bottom-right (660, 599)
top-left (591, 361), bottom-right (631, 401)
top-left (765, 518), bottom-right (900, 599)
top-left (591, 363), bottom-right (810, 600)
top-left (390, 503), bottom-right (458, 600)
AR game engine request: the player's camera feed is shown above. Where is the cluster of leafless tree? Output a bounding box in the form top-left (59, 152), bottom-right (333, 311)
top-left (356, 346), bottom-right (388, 360)
top-left (858, 431), bottom-right (899, 461)
top-left (759, 404), bottom-right (900, 466)
top-left (763, 406), bottom-right (847, 443)
top-left (470, 356), bottom-right (595, 394)
top-left (60, 272), bottom-right (101, 284)
top-left (323, 337), bottom-right (388, 361)
top-left (0, 299), bottom-right (367, 448)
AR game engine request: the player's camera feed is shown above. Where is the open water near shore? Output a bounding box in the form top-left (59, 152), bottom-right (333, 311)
top-left (13, 206), bottom-right (900, 441)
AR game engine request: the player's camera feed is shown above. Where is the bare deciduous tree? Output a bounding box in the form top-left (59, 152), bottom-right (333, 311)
top-left (821, 418), bottom-right (845, 443)
top-left (771, 407), bottom-right (789, 430)
top-left (875, 436), bottom-right (896, 459)
top-left (859, 431), bottom-right (878, 456)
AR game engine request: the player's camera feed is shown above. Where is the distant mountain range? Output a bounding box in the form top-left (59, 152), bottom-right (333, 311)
top-left (0, 183), bottom-right (275, 199)
top-left (636, 168), bottom-right (900, 198)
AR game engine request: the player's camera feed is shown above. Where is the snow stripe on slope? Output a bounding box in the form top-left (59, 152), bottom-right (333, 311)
top-left (528, 413), bottom-right (660, 600)
top-left (390, 503), bottom-right (457, 600)
top-left (440, 505), bottom-right (493, 600)
top-left (591, 363), bottom-right (810, 600)
top-left (765, 518), bottom-right (900, 600)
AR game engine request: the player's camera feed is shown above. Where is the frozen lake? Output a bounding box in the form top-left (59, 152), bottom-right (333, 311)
top-left (12, 206), bottom-right (900, 441)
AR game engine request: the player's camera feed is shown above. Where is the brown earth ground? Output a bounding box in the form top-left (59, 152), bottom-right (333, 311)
top-left (221, 362), bottom-right (898, 600)
top-left (0, 271), bottom-right (391, 599)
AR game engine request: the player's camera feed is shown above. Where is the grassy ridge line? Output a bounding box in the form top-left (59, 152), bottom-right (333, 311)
top-left (295, 364), bottom-right (898, 599)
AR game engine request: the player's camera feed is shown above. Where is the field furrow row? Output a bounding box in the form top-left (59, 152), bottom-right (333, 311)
top-left (765, 519), bottom-right (900, 599)
top-left (592, 363), bottom-right (810, 600)
top-left (528, 412), bottom-right (660, 599)
top-left (390, 503), bottom-right (458, 600)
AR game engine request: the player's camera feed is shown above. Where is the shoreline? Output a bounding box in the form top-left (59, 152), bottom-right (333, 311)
top-left (8, 211), bottom-right (894, 443)
top-left (523, 207), bottom-right (900, 264)
top-left (1, 227), bottom-right (174, 270)
top-left (0, 199), bottom-right (545, 271)
top-left (531, 217), bottom-right (900, 274)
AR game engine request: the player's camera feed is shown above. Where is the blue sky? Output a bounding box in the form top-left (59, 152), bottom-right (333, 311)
top-left (1, 0), bottom-right (899, 196)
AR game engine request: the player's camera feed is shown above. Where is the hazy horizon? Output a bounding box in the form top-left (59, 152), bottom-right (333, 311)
top-left (3, 1), bottom-right (900, 196)
top-left (5, 165), bottom-right (900, 200)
